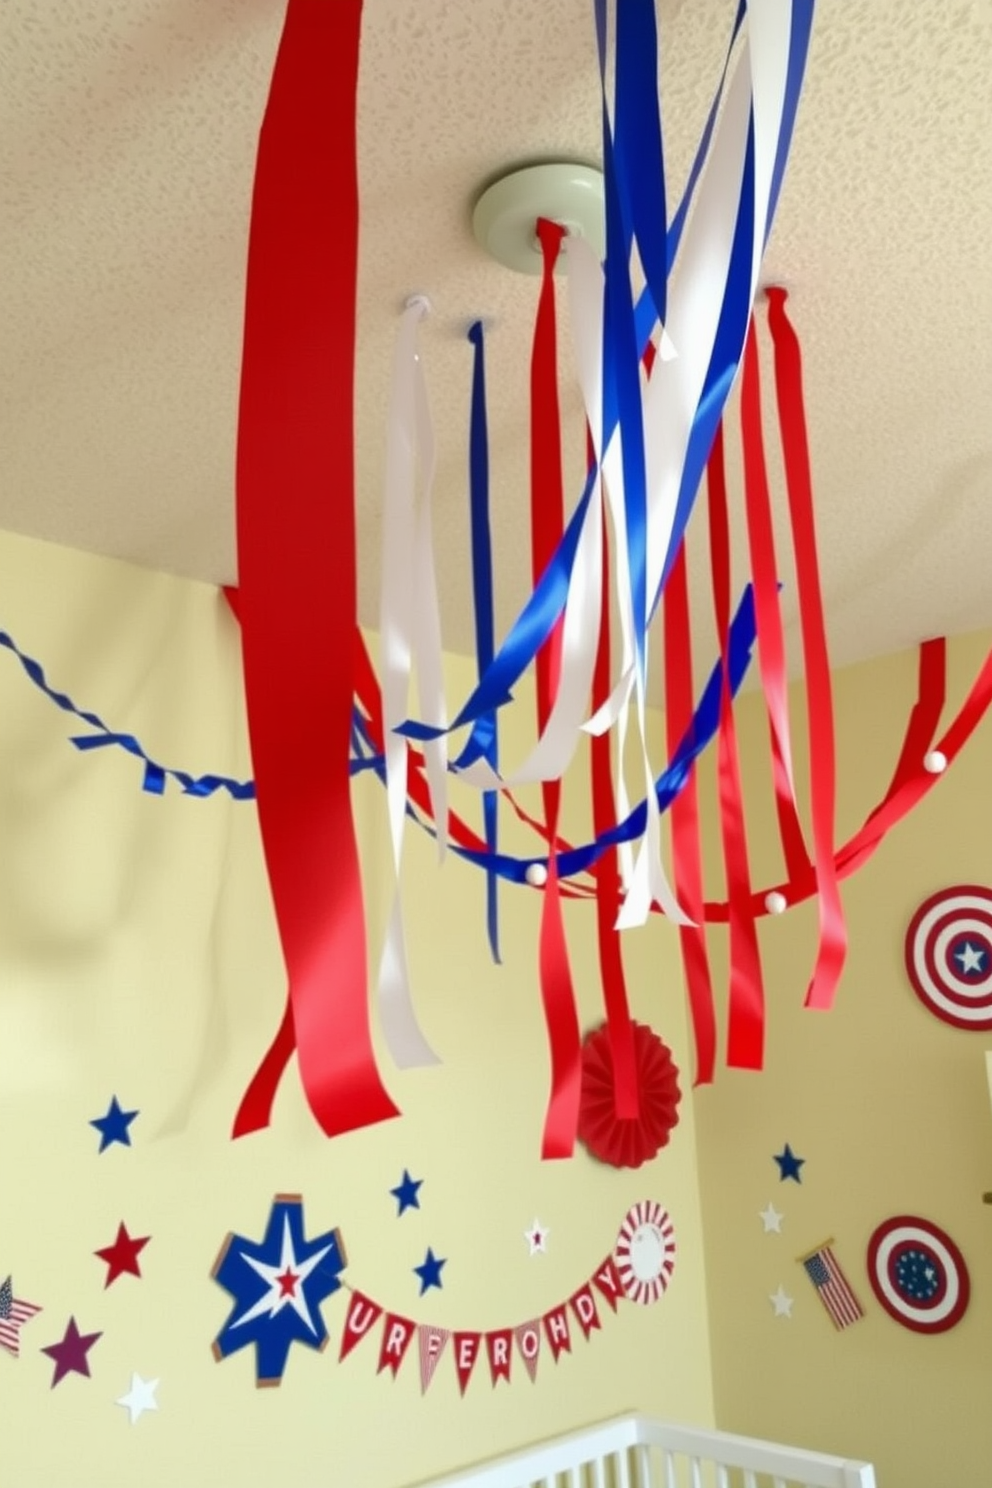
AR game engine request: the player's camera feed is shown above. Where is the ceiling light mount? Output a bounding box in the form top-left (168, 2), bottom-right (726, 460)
top-left (472, 162), bottom-right (605, 275)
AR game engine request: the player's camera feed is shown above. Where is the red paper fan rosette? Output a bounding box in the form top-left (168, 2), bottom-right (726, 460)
top-left (577, 1022), bottom-right (681, 1169)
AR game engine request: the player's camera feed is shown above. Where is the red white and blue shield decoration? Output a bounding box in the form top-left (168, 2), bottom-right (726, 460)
top-left (904, 886), bottom-right (992, 1030)
top-left (613, 1201), bottom-right (676, 1305)
top-left (866, 1216), bottom-right (970, 1334)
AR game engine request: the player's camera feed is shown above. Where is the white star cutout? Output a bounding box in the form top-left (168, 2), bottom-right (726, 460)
top-left (231, 1216), bottom-right (334, 1335)
top-left (770, 1286), bottom-right (794, 1317)
top-left (525, 1220), bottom-right (549, 1255)
top-left (117, 1373), bottom-right (159, 1424)
top-left (759, 1204), bottom-right (783, 1233)
top-left (954, 941), bottom-right (985, 974)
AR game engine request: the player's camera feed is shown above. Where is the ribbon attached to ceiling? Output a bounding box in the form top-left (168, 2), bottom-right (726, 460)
top-left (765, 286), bottom-right (847, 1009)
top-left (707, 425), bottom-right (765, 1069)
top-left (465, 321), bottom-right (502, 962)
top-left (530, 219), bottom-right (582, 1159)
top-left (232, 0), bottom-right (399, 1139)
top-left (399, 2), bottom-right (813, 815)
top-left (376, 297), bottom-right (443, 1070)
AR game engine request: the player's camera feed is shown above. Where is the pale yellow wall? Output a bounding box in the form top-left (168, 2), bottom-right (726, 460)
top-left (693, 632), bottom-right (992, 1488)
top-left (0, 529), bottom-right (713, 1488)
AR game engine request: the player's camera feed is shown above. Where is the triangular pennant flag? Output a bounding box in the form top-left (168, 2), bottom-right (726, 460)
top-left (453, 1331), bottom-right (482, 1395)
top-left (542, 1303), bottom-right (571, 1362)
top-left (592, 1255), bottom-right (624, 1313)
top-left (514, 1319), bottom-right (541, 1382)
top-left (339, 1290), bottom-right (383, 1362)
top-left (569, 1282), bottom-right (601, 1339)
top-left (485, 1328), bottom-right (513, 1386)
top-left (377, 1313), bottom-right (416, 1377)
top-left (418, 1324), bottom-right (450, 1394)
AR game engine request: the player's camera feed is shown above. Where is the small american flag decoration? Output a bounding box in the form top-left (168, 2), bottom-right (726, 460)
top-left (0, 1275), bottom-right (43, 1357)
top-left (800, 1242), bottom-right (864, 1330)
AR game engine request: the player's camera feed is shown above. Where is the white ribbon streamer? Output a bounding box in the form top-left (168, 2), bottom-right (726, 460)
top-left (377, 299), bottom-right (442, 1069)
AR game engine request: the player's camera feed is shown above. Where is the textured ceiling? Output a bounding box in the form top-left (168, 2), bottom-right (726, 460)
top-left (2, 0), bottom-right (992, 680)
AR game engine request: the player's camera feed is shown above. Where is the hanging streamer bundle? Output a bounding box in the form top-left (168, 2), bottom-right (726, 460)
top-left (216, 0), bottom-right (992, 1150)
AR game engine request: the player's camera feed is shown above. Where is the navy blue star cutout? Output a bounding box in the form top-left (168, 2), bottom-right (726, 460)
top-left (90, 1096), bottom-right (139, 1152)
top-left (773, 1143), bottom-right (805, 1183)
top-left (390, 1169), bottom-right (423, 1216)
top-left (211, 1195), bottom-right (346, 1386)
top-left (413, 1247), bottom-right (446, 1295)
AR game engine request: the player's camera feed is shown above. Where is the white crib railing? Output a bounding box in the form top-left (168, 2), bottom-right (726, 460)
top-left (418, 1414), bottom-right (877, 1488)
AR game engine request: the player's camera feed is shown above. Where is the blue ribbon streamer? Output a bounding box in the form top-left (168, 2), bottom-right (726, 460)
top-left (0, 629), bottom-right (256, 800)
top-left (0, 576), bottom-right (757, 892)
top-left (465, 321), bottom-right (501, 962)
top-left (399, 0), bottom-right (781, 745)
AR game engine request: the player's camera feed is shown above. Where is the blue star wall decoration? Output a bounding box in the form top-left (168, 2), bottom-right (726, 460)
top-left (390, 1169), bottom-right (423, 1215)
top-left (413, 1247), bottom-right (446, 1295)
top-left (773, 1143), bottom-right (805, 1183)
top-left (211, 1194), bottom-right (347, 1386)
top-left (90, 1096), bottom-right (139, 1152)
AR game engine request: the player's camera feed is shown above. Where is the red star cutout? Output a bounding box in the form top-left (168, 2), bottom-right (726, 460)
top-left (41, 1317), bottom-right (102, 1387)
top-left (276, 1268), bottom-right (298, 1297)
top-left (94, 1222), bottom-right (150, 1287)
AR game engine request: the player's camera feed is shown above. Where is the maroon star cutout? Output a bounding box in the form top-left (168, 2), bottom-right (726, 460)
top-left (94, 1222), bottom-right (150, 1287)
top-left (276, 1268), bottom-right (298, 1297)
top-left (41, 1317), bottom-right (102, 1387)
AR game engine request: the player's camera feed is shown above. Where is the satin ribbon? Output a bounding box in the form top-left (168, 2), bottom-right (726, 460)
top-left (401, 2), bottom-right (813, 810)
top-left (663, 540), bottom-right (718, 1085)
top-left (591, 502), bottom-right (639, 1120)
top-left (529, 220), bottom-right (581, 1159)
top-left (699, 636), bottom-right (979, 920)
top-left (766, 287), bottom-right (847, 1010)
top-left (740, 318), bottom-right (809, 881)
top-left (708, 425), bottom-right (765, 1069)
top-left (454, 250), bottom-right (604, 795)
top-left (232, 0), bottom-right (399, 1139)
top-left (376, 300), bottom-right (442, 1069)
top-left (466, 321), bottom-right (501, 961)
top-left (443, 586), bottom-right (760, 885)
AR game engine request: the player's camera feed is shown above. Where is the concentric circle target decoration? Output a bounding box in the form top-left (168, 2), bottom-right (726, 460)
top-left (866, 1216), bottom-right (970, 1334)
top-left (904, 885), bottom-right (992, 1030)
top-left (613, 1200), bottom-right (676, 1306)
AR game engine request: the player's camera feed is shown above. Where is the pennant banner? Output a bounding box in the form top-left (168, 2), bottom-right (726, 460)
top-left (418, 1325), bottom-right (450, 1394)
top-left (514, 1319), bottom-right (542, 1382)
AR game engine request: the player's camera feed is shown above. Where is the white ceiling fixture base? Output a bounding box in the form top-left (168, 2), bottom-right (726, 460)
top-left (472, 162), bottom-right (606, 274)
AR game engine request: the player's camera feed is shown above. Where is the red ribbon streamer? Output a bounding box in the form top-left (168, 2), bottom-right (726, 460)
top-left (591, 498), bottom-right (639, 1119)
top-left (708, 426), bottom-right (765, 1068)
top-left (232, 0), bottom-right (399, 1138)
top-left (766, 288), bottom-right (846, 1010)
top-left (531, 218), bottom-right (581, 1158)
top-left (663, 538), bottom-right (718, 1084)
top-left (740, 320), bottom-right (810, 883)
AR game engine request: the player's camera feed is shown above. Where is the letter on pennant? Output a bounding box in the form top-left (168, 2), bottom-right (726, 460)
top-left (485, 1328), bottom-right (513, 1386)
top-left (418, 1324), bottom-right (450, 1394)
top-left (592, 1256), bottom-right (624, 1313)
top-left (377, 1313), bottom-right (416, 1377)
top-left (453, 1331), bottom-right (482, 1396)
top-left (514, 1320), bottom-right (541, 1382)
top-left (339, 1290), bottom-right (383, 1362)
top-left (543, 1304), bottom-right (571, 1362)
top-left (569, 1282), bottom-right (601, 1339)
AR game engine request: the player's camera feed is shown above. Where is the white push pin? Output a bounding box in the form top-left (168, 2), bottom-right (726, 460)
top-left (764, 890), bottom-right (788, 916)
top-left (405, 293), bottom-right (432, 318)
top-left (924, 749), bottom-right (947, 775)
top-left (525, 863), bottom-right (548, 888)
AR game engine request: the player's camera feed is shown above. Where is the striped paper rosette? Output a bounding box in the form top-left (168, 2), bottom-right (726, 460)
top-left (613, 1201), bottom-right (676, 1305)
